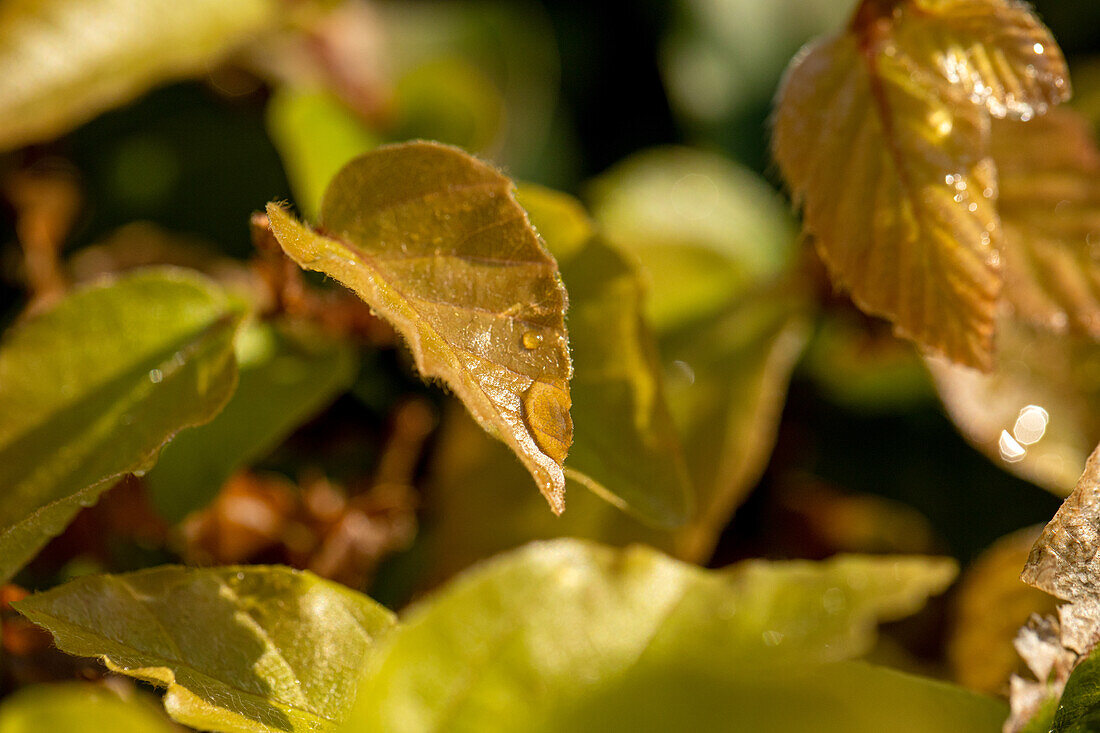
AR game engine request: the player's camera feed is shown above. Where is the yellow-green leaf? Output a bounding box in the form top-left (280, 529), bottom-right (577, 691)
top-left (774, 0), bottom-right (1068, 369)
top-left (266, 142), bottom-right (573, 512)
top-left (928, 318), bottom-right (1100, 494)
top-left (0, 0), bottom-right (283, 150)
top-left (146, 320), bottom-right (359, 522)
top-left (0, 268), bottom-right (242, 582)
top-left (588, 147), bottom-right (796, 332)
top-left (344, 539), bottom-right (973, 732)
top-left (266, 87), bottom-right (380, 219)
top-left (518, 184), bottom-right (692, 527)
top-left (14, 566), bottom-right (396, 733)
top-left (994, 107), bottom-right (1100, 338)
top-left (0, 684), bottom-right (175, 733)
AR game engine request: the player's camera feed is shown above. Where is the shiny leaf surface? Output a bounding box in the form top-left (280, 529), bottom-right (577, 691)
top-left (266, 142), bottom-right (572, 512)
top-left (146, 320), bottom-right (359, 522)
top-left (345, 539), bottom-right (974, 732)
top-left (0, 0), bottom-right (281, 150)
top-left (14, 566), bottom-right (396, 733)
top-left (0, 269), bottom-right (242, 582)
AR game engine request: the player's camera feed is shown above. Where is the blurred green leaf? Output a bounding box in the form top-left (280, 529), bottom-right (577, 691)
top-left (344, 538), bottom-right (984, 732)
top-left (0, 268), bottom-right (242, 582)
top-left (588, 147), bottom-right (796, 333)
top-left (266, 141), bottom-right (573, 513)
top-left (663, 289), bottom-right (811, 560)
top-left (266, 88), bottom-right (380, 218)
top-left (146, 320), bottom-right (358, 522)
top-left (518, 184), bottom-right (691, 527)
top-left (0, 683), bottom-right (175, 733)
top-left (14, 565), bottom-right (396, 733)
top-left (0, 0), bottom-right (282, 150)
top-left (390, 58), bottom-right (504, 154)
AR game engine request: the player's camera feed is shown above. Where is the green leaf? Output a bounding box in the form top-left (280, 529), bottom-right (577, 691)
top-left (773, 0), bottom-right (1069, 369)
top-left (266, 142), bottom-right (573, 513)
top-left (14, 565), bottom-right (396, 733)
top-left (662, 288), bottom-right (811, 560)
top-left (1052, 651), bottom-right (1100, 732)
top-left (588, 146), bottom-right (796, 332)
top-left (0, 683), bottom-right (175, 733)
top-left (146, 320), bottom-right (359, 522)
top-left (0, 0), bottom-right (283, 150)
top-left (344, 539), bottom-right (973, 732)
top-left (994, 107), bottom-right (1100, 339)
top-left (0, 268), bottom-right (242, 582)
top-left (266, 87), bottom-right (380, 219)
top-left (517, 184), bottom-right (692, 527)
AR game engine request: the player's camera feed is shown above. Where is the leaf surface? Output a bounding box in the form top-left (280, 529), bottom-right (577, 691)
top-left (0, 0), bottom-right (282, 150)
top-left (0, 684), bottom-right (174, 733)
top-left (344, 539), bottom-right (978, 732)
top-left (14, 566), bottom-right (396, 733)
top-left (266, 142), bottom-right (572, 512)
top-left (518, 185), bottom-right (692, 527)
top-left (0, 268), bottom-right (242, 582)
top-left (928, 319), bottom-right (1100, 494)
top-left (994, 107), bottom-right (1100, 338)
top-left (773, 0), bottom-right (1068, 368)
top-left (146, 320), bottom-right (358, 522)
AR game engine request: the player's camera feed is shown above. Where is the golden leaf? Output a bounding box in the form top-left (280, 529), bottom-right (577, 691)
top-left (267, 142), bottom-right (572, 513)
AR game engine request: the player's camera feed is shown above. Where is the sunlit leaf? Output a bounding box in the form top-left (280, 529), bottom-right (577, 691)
top-left (0, 684), bottom-right (175, 733)
top-left (663, 288), bottom-right (811, 560)
top-left (928, 318), bottom-right (1100, 494)
top-left (14, 566), bottom-right (396, 733)
top-left (266, 88), bottom-right (380, 219)
top-left (994, 107), bottom-right (1100, 338)
top-left (948, 526), bottom-right (1058, 695)
top-left (344, 539), bottom-right (974, 732)
top-left (588, 146), bottom-right (796, 332)
top-left (518, 185), bottom-right (691, 527)
top-left (0, 0), bottom-right (284, 151)
top-left (146, 320), bottom-right (359, 522)
top-left (266, 142), bottom-right (572, 512)
top-left (0, 268), bottom-right (242, 582)
top-left (774, 0), bottom-right (1068, 368)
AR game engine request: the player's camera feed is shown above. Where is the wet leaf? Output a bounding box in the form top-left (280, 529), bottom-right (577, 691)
top-left (0, 684), bottom-right (175, 733)
top-left (773, 0), bottom-right (1069, 369)
top-left (266, 88), bottom-right (380, 219)
top-left (928, 318), bottom-right (1100, 494)
top-left (663, 289), bottom-right (812, 560)
top-left (588, 147), bottom-right (796, 332)
top-left (146, 320), bottom-right (359, 522)
top-left (0, 268), bottom-right (242, 582)
top-left (994, 107), bottom-right (1100, 338)
top-left (0, 0), bottom-right (284, 150)
top-left (266, 142), bottom-right (572, 513)
top-left (344, 539), bottom-right (977, 732)
top-left (518, 185), bottom-right (691, 527)
top-left (14, 565), bottom-right (396, 733)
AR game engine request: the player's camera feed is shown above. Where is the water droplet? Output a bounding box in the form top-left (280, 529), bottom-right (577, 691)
top-left (762, 630), bottom-right (785, 647)
top-left (522, 331), bottom-right (543, 349)
top-left (1033, 43), bottom-right (1045, 54)
top-left (999, 430), bottom-right (1027, 463)
top-left (1013, 405), bottom-right (1049, 446)
top-left (148, 369), bottom-right (163, 384)
top-left (968, 202), bottom-right (978, 212)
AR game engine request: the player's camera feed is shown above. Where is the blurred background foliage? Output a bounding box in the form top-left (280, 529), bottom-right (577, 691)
top-left (2, 0), bottom-right (1098, 702)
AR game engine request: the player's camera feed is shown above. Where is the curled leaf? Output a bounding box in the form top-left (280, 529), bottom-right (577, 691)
top-left (774, 0), bottom-right (1068, 369)
top-left (266, 142), bottom-right (572, 512)
top-left (14, 566), bottom-right (396, 733)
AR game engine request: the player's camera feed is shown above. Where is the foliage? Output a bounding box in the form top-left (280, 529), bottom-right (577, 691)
top-left (1, 0), bottom-right (1100, 731)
